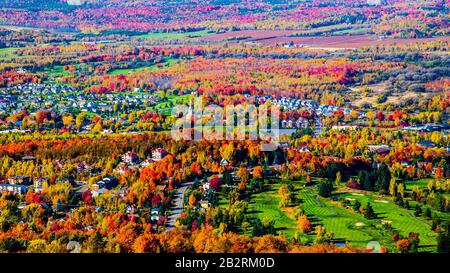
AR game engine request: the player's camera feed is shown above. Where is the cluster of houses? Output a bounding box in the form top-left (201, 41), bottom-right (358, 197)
top-left (0, 83), bottom-right (158, 123)
top-left (77, 161), bottom-right (102, 175)
top-left (91, 176), bottom-right (119, 197)
top-left (0, 170), bottom-right (121, 199)
top-left (269, 96), bottom-right (360, 118)
top-left (266, 96), bottom-right (364, 129)
top-left (402, 124), bottom-right (448, 133)
top-left (0, 176), bottom-right (31, 195)
top-left (0, 175), bottom-right (79, 195)
top-left (114, 149), bottom-right (170, 175)
top-left (269, 97), bottom-right (318, 112)
top-left (282, 42), bottom-right (307, 49)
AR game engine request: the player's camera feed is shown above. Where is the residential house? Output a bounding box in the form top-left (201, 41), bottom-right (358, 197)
top-left (202, 183), bottom-right (210, 192)
top-left (122, 152), bottom-right (140, 165)
top-left (418, 140), bottom-right (437, 148)
top-left (140, 159), bottom-right (151, 168)
top-left (0, 184), bottom-right (27, 195)
top-left (151, 148), bottom-right (168, 162)
top-left (58, 177), bottom-right (76, 186)
top-left (220, 158), bottom-right (229, 167)
top-left (34, 177), bottom-right (49, 189)
top-left (299, 146), bottom-right (310, 153)
top-left (77, 161), bottom-right (92, 174)
top-left (368, 145), bottom-right (391, 154)
top-left (92, 188), bottom-right (108, 197)
top-left (94, 176), bottom-right (118, 190)
top-left (199, 200), bottom-right (211, 209)
top-left (150, 208), bottom-right (160, 222)
top-left (114, 164), bottom-right (130, 175)
top-left (22, 156), bottom-right (36, 162)
top-left (7, 176), bottom-right (31, 186)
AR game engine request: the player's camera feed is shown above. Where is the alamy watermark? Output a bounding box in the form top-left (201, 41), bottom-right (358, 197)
top-left (171, 95), bottom-right (281, 151)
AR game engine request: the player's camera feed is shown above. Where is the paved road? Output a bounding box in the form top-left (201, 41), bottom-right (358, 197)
top-left (314, 115), bottom-right (323, 137)
top-left (75, 181), bottom-right (89, 194)
top-left (166, 181), bottom-right (192, 230)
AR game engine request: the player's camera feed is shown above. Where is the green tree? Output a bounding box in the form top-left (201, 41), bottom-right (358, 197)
top-left (376, 163), bottom-right (391, 193)
top-left (352, 200), bottom-right (361, 212)
top-left (364, 202), bottom-right (376, 219)
top-left (318, 180), bottom-right (334, 197)
top-left (414, 205), bottom-right (422, 217)
top-left (335, 171), bottom-right (342, 187)
top-left (437, 223), bottom-right (450, 253)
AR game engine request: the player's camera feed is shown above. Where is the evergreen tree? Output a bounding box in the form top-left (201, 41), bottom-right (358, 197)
top-left (395, 194), bottom-right (404, 207)
top-left (318, 180), bottom-right (334, 197)
top-left (431, 214), bottom-right (440, 231)
top-left (424, 207), bottom-right (432, 219)
top-left (376, 163), bottom-right (391, 193)
top-left (405, 200), bottom-right (410, 209)
top-left (414, 205), bottom-right (422, 217)
top-left (352, 200), bottom-right (361, 212)
top-left (437, 223), bottom-right (450, 253)
top-left (364, 202), bottom-right (376, 219)
top-left (222, 171), bottom-right (233, 185)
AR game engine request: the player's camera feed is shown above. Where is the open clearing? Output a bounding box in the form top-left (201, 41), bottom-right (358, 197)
top-left (348, 82), bottom-right (435, 107)
top-left (108, 57), bottom-right (178, 75)
top-left (201, 31), bottom-right (450, 49)
top-left (137, 30), bottom-right (211, 40)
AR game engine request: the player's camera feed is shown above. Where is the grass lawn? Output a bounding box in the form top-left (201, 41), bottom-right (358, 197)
top-left (247, 181), bottom-right (399, 250)
top-left (333, 27), bottom-right (371, 35)
top-left (152, 94), bottom-right (190, 115)
top-left (337, 191), bottom-right (437, 252)
top-left (0, 47), bottom-right (18, 60)
top-left (301, 188), bottom-right (372, 243)
top-left (224, 177), bottom-right (441, 252)
top-left (298, 186), bottom-right (403, 250)
top-left (108, 57), bottom-right (179, 75)
top-left (403, 178), bottom-right (450, 222)
top-left (43, 65), bottom-right (71, 76)
top-left (248, 183), bottom-right (300, 238)
top-left (404, 179), bottom-right (432, 191)
top-left (138, 30), bottom-right (211, 40)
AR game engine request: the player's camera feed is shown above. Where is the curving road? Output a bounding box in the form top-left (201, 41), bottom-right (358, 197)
top-left (166, 181), bottom-right (192, 230)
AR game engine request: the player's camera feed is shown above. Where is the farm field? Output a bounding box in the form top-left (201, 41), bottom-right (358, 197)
top-left (201, 31), bottom-right (450, 49)
top-left (258, 36), bottom-right (450, 49)
top-left (138, 30), bottom-right (211, 40)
